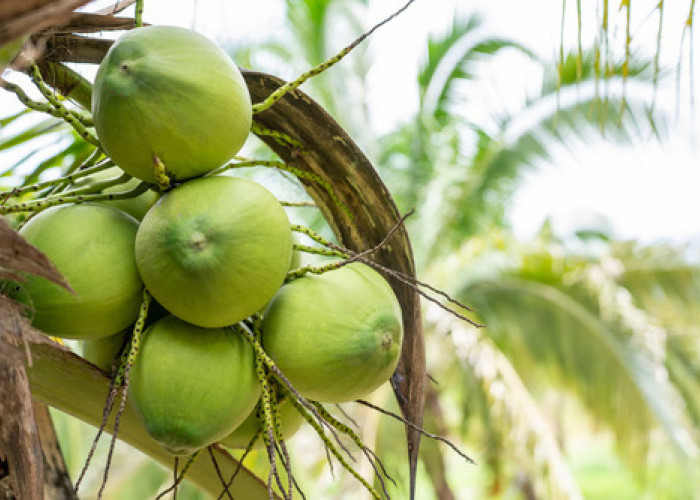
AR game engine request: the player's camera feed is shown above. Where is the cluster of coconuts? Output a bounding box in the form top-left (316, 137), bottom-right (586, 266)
top-left (10, 26), bottom-right (404, 455)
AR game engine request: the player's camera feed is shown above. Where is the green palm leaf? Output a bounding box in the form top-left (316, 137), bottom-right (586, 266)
top-left (445, 236), bottom-right (699, 471)
top-left (419, 14), bottom-right (537, 121)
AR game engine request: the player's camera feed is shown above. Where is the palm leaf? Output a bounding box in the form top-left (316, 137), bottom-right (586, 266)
top-left (450, 240), bottom-right (699, 470)
top-left (0, 108), bottom-right (31, 128)
top-left (420, 14), bottom-right (537, 121)
top-left (427, 308), bottom-right (584, 499)
top-left (0, 117), bottom-right (66, 155)
top-left (422, 53), bottom-right (665, 259)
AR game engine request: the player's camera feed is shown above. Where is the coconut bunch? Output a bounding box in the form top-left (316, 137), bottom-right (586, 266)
top-left (9, 26), bottom-right (404, 457)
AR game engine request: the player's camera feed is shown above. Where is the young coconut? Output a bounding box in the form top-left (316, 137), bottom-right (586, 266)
top-left (79, 329), bottom-right (128, 372)
top-left (71, 166), bottom-right (159, 220)
top-left (15, 203), bottom-right (143, 339)
top-left (129, 316), bottom-right (260, 455)
top-left (135, 176), bottom-right (292, 328)
top-left (92, 26), bottom-right (252, 183)
top-left (219, 392), bottom-right (305, 449)
top-left (262, 262), bottom-right (403, 403)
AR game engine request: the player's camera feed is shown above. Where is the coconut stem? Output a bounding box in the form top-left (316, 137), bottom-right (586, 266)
top-left (253, 319), bottom-right (297, 500)
top-left (293, 243), bottom-right (346, 259)
top-left (310, 401), bottom-right (394, 496)
top-left (291, 225), bottom-right (343, 251)
top-left (56, 172), bottom-right (132, 198)
top-left (216, 431), bottom-right (261, 500)
top-left (253, 318), bottom-right (285, 500)
top-left (236, 322), bottom-right (378, 499)
top-left (251, 122), bottom-right (305, 151)
top-left (0, 182), bottom-right (149, 215)
top-left (113, 290), bottom-right (151, 387)
top-left (28, 64), bottom-right (100, 146)
top-left (134, 0), bottom-right (144, 27)
top-left (287, 396), bottom-right (381, 500)
top-left (214, 156), bottom-right (350, 217)
top-left (97, 290), bottom-right (152, 499)
top-left (286, 211), bottom-right (413, 281)
top-left (76, 290), bottom-right (151, 495)
top-left (152, 155), bottom-right (172, 192)
top-left (285, 260), bottom-right (347, 282)
top-left (0, 77), bottom-right (94, 126)
top-left (292, 222), bottom-right (483, 327)
top-left (251, 0), bottom-right (416, 115)
top-left (356, 399), bottom-right (475, 465)
top-left (207, 447), bottom-right (232, 500)
top-left (0, 159), bottom-right (110, 203)
top-left (268, 382), bottom-right (295, 500)
top-left (154, 450), bottom-right (202, 500)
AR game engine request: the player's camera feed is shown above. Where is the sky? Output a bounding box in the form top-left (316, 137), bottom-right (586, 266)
top-left (1, 0), bottom-right (699, 245)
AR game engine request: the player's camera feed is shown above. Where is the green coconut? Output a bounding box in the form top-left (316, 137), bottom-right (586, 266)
top-left (80, 329), bottom-right (128, 372)
top-left (257, 232), bottom-right (303, 316)
top-left (135, 176), bottom-right (292, 328)
top-left (17, 203), bottom-right (143, 339)
top-left (262, 263), bottom-right (403, 403)
top-left (219, 393), bottom-right (304, 449)
top-left (92, 26), bottom-right (252, 183)
top-left (71, 166), bottom-right (159, 220)
top-left (129, 316), bottom-right (260, 455)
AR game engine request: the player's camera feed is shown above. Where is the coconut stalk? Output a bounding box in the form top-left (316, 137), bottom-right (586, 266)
top-left (245, 71), bottom-right (425, 496)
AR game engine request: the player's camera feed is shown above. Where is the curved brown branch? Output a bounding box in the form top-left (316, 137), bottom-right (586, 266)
top-left (0, 0), bottom-right (91, 46)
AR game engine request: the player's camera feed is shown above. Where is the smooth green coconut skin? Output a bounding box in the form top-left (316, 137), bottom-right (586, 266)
top-left (92, 26), bottom-right (252, 183)
top-left (219, 394), bottom-right (304, 449)
top-left (129, 316), bottom-right (261, 455)
top-left (80, 329), bottom-right (128, 372)
top-left (262, 263), bottom-right (403, 403)
top-left (136, 176), bottom-right (292, 328)
top-left (18, 204), bottom-right (143, 339)
top-left (72, 166), bottom-right (159, 220)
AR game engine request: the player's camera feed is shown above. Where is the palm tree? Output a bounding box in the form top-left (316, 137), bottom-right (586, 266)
top-left (369, 13), bottom-right (700, 496)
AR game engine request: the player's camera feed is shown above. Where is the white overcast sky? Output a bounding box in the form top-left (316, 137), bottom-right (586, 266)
top-left (2, 0), bottom-right (699, 245)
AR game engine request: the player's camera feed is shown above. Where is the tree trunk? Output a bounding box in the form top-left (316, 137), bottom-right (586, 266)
top-left (0, 355), bottom-right (44, 500)
top-left (33, 402), bottom-right (76, 499)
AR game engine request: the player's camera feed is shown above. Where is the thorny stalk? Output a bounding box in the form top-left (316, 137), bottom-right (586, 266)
top-left (153, 450), bottom-right (202, 500)
top-left (251, 0), bottom-right (416, 114)
top-left (28, 64), bottom-right (100, 146)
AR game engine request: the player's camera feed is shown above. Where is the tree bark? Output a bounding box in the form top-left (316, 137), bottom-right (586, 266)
top-left (33, 402), bottom-right (76, 499)
top-left (0, 359), bottom-right (43, 500)
top-left (0, 216), bottom-right (74, 499)
top-left (0, 0), bottom-right (91, 46)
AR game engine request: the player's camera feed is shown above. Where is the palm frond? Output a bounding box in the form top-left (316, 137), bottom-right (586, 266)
top-left (419, 14), bottom-right (537, 121)
top-left (425, 65), bottom-right (667, 258)
top-left (427, 306), bottom-right (584, 499)
top-left (0, 117), bottom-right (66, 155)
top-left (447, 237), bottom-right (700, 469)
